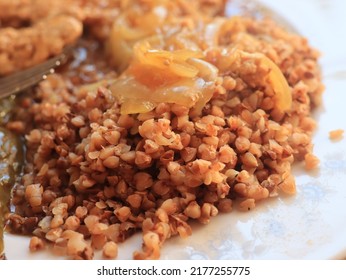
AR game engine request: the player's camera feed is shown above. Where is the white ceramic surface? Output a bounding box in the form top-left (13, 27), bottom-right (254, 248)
top-left (4, 0), bottom-right (346, 260)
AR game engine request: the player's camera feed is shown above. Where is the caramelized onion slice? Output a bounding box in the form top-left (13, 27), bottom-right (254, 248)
top-left (259, 53), bottom-right (292, 112)
top-left (110, 76), bottom-right (214, 115)
top-left (110, 41), bottom-right (217, 115)
top-left (217, 49), bottom-right (292, 112)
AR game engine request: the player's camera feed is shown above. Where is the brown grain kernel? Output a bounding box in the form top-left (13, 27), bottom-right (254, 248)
top-left (46, 228), bottom-right (63, 242)
top-left (160, 199), bottom-right (178, 215)
top-left (218, 145), bottom-right (237, 165)
top-left (126, 194), bottom-right (142, 208)
top-left (104, 130), bottom-right (121, 145)
top-left (329, 129), bottom-right (344, 140)
top-left (90, 234), bottom-right (107, 250)
top-left (235, 136), bottom-right (251, 152)
top-left (80, 176), bottom-right (97, 189)
top-left (239, 199), bottom-right (256, 211)
top-left (120, 151), bottom-right (136, 163)
top-left (241, 152), bottom-right (258, 167)
top-left (135, 151), bottom-right (152, 168)
top-left (223, 76), bottom-right (237, 90)
top-left (143, 139), bottom-right (160, 154)
top-left (105, 224), bottom-right (121, 242)
top-left (29, 236), bottom-right (45, 252)
top-left (133, 172), bottom-right (153, 191)
top-left (199, 203), bottom-right (218, 224)
top-left (98, 146), bottom-right (114, 160)
top-left (64, 216), bottom-right (80, 231)
top-left (291, 132), bottom-right (310, 146)
top-left (198, 143), bottom-right (217, 161)
top-left (184, 201), bottom-right (201, 219)
top-left (304, 153), bottom-right (320, 170)
top-left (279, 173), bottom-right (296, 194)
top-left (63, 195), bottom-right (76, 209)
top-left (38, 216), bottom-right (52, 231)
top-left (52, 203), bottom-right (68, 216)
top-left (203, 136), bottom-right (219, 147)
top-left (50, 214), bottom-right (64, 229)
top-left (84, 215), bottom-right (99, 231)
top-left (156, 208), bottom-right (169, 223)
top-left (218, 198), bottom-right (233, 213)
top-left (42, 190), bottom-right (57, 204)
top-left (90, 223), bottom-right (108, 235)
top-left (75, 206), bottom-right (88, 219)
top-left (88, 108), bottom-right (102, 122)
top-left (171, 104), bottom-right (189, 116)
top-left (160, 150), bottom-right (174, 165)
top-left (114, 206), bottom-right (131, 222)
top-left (115, 180), bottom-right (128, 196)
top-left (180, 132), bottom-right (191, 147)
top-left (79, 126), bottom-right (91, 138)
top-left (152, 180), bottom-right (170, 196)
top-left (117, 115), bottom-right (135, 128)
top-left (25, 184), bottom-right (43, 207)
top-left (237, 126), bottom-right (253, 139)
top-left (26, 129), bottom-right (42, 143)
top-left (71, 115), bottom-right (85, 127)
top-left (57, 124), bottom-right (70, 140)
top-left (181, 147), bottom-right (197, 162)
top-left (103, 156), bottom-right (120, 169)
top-left (249, 142), bottom-right (262, 157)
top-left (236, 170), bottom-right (251, 183)
top-left (103, 241), bottom-right (118, 259)
top-left (66, 235), bottom-right (89, 258)
top-left (167, 161), bottom-right (180, 175)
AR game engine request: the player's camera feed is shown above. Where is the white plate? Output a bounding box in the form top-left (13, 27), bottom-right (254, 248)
top-left (4, 0), bottom-right (346, 260)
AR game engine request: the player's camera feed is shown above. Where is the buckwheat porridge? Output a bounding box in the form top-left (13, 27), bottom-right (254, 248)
top-left (0, 0), bottom-right (323, 260)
